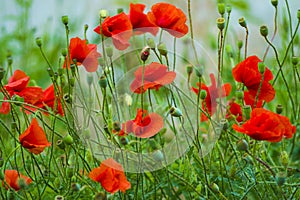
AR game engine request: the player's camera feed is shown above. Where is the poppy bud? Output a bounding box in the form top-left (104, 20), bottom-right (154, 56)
top-left (71, 183), bottom-right (81, 191)
top-left (55, 195), bottom-right (64, 200)
top-left (210, 183), bottom-right (219, 193)
top-left (113, 121), bottom-right (121, 132)
top-left (87, 74), bottom-right (93, 86)
top-left (162, 130), bottom-right (174, 143)
top-left (0, 157), bottom-right (3, 168)
top-left (169, 106), bottom-right (182, 117)
top-left (186, 65), bottom-right (193, 75)
top-left (120, 137), bottom-right (128, 145)
top-left (238, 17), bottom-right (247, 28)
top-left (117, 8), bottom-right (123, 14)
top-left (63, 134), bottom-right (74, 145)
top-left (226, 5), bottom-right (232, 14)
top-left (99, 9), bottom-right (108, 19)
top-left (98, 75), bottom-right (107, 88)
top-left (157, 43), bottom-right (168, 56)
top-left (94, 192), bottom-right (107, 200)
top-left (260, 25), bottom-right (269, 37)
top-left (84, 24), bottom-right (88, 32)
top-left (276, 172), bottom-right (286, 186)
top-left (291, 56), bottom-right (299, 65)
top-left (61, 15), bottom-right (69, 25)
top-left (140, 46), bottom-right (150, 62)
top-left (236, 139), bottom-right (248, 151)
top-left (47, 67), bottom-right (54, 78)
top-left (153, 150), bottom-right (164, 162)
top-left (242, 105), bottom-right (251, 121)
top-left (271, 0), bottom-right (278, 7)
top-left (217, 17), bottom-right (225, 30)
top-left (0, 67), bottom-right (5, 82)
top-left (236, 90), bottom-right (244, 100)
top-left (225, 45), bottom-right (233, 58)
top-left (147, 38), bottom-right (156, 50)
top-left (280, 151), bottom-right (289, 167)
top-left (258, 62), bottom-right (266, 74)
top-left (194, 66), bottom-right (203, 77)
top-left (61, 48), bottom-right (67, 57)
top-left (63, 93), bottom-right (72, 104)
top-left (220, 119), bottom-right (228, 131)
top-left (237, 40), bottom-right (243, 49)
top-left (218, 3), bottom-right (225, 15)
top-left (35, 37), bottom-right (42, 47)
top-left (106, 46), bottom-right (113, 58)
top-left (56, 139), bottom-right (65, 149)
top-left (276, 104), bottom-right (283, 114)
top-left (200, 90), bottom-right (207, 100)
top-left (297, 9), bottom-right (300, 21)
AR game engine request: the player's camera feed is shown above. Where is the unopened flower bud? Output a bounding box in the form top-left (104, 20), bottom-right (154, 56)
top-left (61, 48), bottom-right (67, 57)
top-left (271, 0), bottom-right (278, 7)
top-left (260, 25), bottom-right (269, 37)
top-left (237, 40), bottom-right (243, 49)
top-left (217, 17), bottom-right (225, 30)
top-left (147, 38), bottom-right (156, 50)
top-left (98, 75), bottom-right (107, 88)
top-left (218, 3), bottom-right (225, 15)
top-left (157, 43), bottom-right (168, 56)
top-left (140, 46), bottom-right (150, 62)
top-left (276, 172), bottom-right (286, 186)
top-left (56, 139), bottom-right (65, 149)
top-left (63, 134), bottom-right (74, 145)
top-left (61, 15), bottom-right (69, 25)
top-left (242, 105), bottom-right (251, 121)
top-left (280, 151), bottom-right (289, 167)
top-left (200, 90), bottom-right (207, 100)
top-left (35, 37), bottom-right (42, 47)
top-left (238, 17), bottom-right (247, 28)
top-left (120, 137), bottom-right (128, 145)
top-left (297, 9), bottom-right (300, 21)
top-left (117, 8), bottom-right (123, 14)
top-left (186, 65), bottom-right (193, 75)
top-left (99, 10), bottom-right (108, 19)
top-left (194, 66), bottom-right (203, 77)
top-left (226, 5), bottom-right (232, 14)
top-left (210, 183), bottom-right (219, 193)
top-left (169, 106), bottom-right (182, 117)
top-left (236, 90), bottom-right (244, 100)
top-left (225, 45), bottom-right (233, 58)
top-left (84, 24), bottom-right (88, 31)
top-left (106, 46), bottom-right (113, 57)
top-left (71, 183), bottom-right (81, 191)
top-left (276, 104), bottom-right (283, 114)
top-left (236, 139), bottom-right (248, 151)
top-left (258, 62), bottom-right (266, 74)
top-left (291, 56), bottom-right (299, 65)
top-left (162, 129), bottom-right (174, 143)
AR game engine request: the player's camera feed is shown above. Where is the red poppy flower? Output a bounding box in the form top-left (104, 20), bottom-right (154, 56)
top-left (0, 70), bottom-right (43, 114)
top-left (33, 84), bottom-right (64, 116)
top-left (227, 101), bottom-right (243, 122)
top-left (130, 62), bottom-right (176, 94)
top-left (19, 118), bottom-right (51, 154)
top-left (232, 55), bottom-right (275, 107)
top-left (65, 37), bottom-right (101, 72)
top-left (147, 3), bottom-right (188, 38)
top-left (89, 158), bottom-right (131, 194)
top-left (233, 108), bottom-right (296, 142)
top-left (192, 73), bottom-right (231, 121)
top-left (3, 170), bottom-right (32, 191)
top-left (94, 12), bottom-right (133, 50)
top-left (129, 3), bottom-right (158, 36)
top-left (120, 109), bottom-right (164, 138)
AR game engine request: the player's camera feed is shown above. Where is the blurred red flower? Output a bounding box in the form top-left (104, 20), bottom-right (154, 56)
top-left (232, 56), bottom-right (275, 107)
top-left (129, 3), bottom-right (158, 35)
top-left (233, 108), bottom-right (296, 142)
top-left (89, 158), bottom-right (131, 194)
top-left (120, 109), bottom-right (164, 138)
top-left (147, 3), bottom-right (188, 37)
top-left (0, 70), bottom-right (43, 114)
top-left (3, 170), bottom-right (32, 191)
top-left (65, 37), bottom-right (101, 72)
top-left (130, 62), bottom-right (176, 94)
top-left (94, 12), bottom-right (132, 50)
top-left (19, 118), bottom-right (51, 154)
top-left (192, 73), bottom-right (231, 121)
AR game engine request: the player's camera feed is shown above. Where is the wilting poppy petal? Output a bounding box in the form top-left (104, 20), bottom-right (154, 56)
top-left (3, 170), bottom-right (32, 191)
top-left (233, 108), bottom-right (296, 142)
top-left (147, 3), bottom-right (188, 37)
top-left (130, 62), bottom-right (176, 94)
top-left (129, 3), bottom-right (158, 35)
top-left (19, 118), bottom-right (51, 154)
top-left (94, 12), bottom-right (132, 50)
top-left (89, 158), bottom-right (131, 194)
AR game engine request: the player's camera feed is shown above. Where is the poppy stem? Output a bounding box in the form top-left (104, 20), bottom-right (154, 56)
top-left (263, 6), bottom-right (278, 61)
top-left (244, 27), bottom-right (249, 60)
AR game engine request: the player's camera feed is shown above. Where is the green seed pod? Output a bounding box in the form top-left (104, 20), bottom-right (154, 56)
top-left (117, 8), bottom-right (123, 14)
top-left (186, 65), bottom-right (193, 75)
top-left (237, 40), bottom-right (243, 49)
top-left (218, 3), bottom-right (225, 15)
top-left (194, 66), bottom-right (203, 77)
top-left (200, 90), bottom-right (207, 100)
top-left (226, 5), bottom-right (232, 14)
top-left (98, 75), bottom-right (107, 88)
top-left (55, 195), bottom-right (64, 200)
top-left (140, 46), bottom-right (150, 62)
top-left (99, 10), bottom-right (108, 19)
top-left (157, 43), bottom-right (168, 56)
top-left (260, 25), bottom-right (269, 37)
top-left (297, 9), bottom-right (300, 21)
top-left (35, 37), bottom-right (42, 47)
top-left (63, 93), bottom-right (72, 104)
top-left (71, 183), bottom-right (81, 191)
top-left (225, 45), bottom-right (233, 58)
top-left (271, 0), bottom-right (278, 7)
top-left (61, 48), bottom-right (67, 57)
top-left (210, 183), bottom-right (219, 193)
top-left (63, 134), bottom-right (74, 145)
top-left (147, 38), bottom-right (156, 50)
top-left (61, 15), bottom-right (69, 25)
top-left (276, 104), bottom-right (283, 114)
top-left (236, 90), bottom-right (244, 100)
top-left (217, 17), bottom-right (225, 30)
top-left (280, 151), bottom-right (289, 167)
top-left (236, 139), bottom-right (248, 151)
top-left (238, 17), bottom-right (247, 28)
top-left (56, 139), bottom-right (65, 149)
top-left (162, 130), bottom-right (174, 143)
top-left (169, 106), bottom-right (182, 117)
top-left (106, 46), bottom-right (113, 58)
top-left (291, 56), bottom-right (299, 65)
